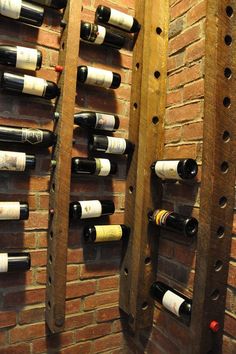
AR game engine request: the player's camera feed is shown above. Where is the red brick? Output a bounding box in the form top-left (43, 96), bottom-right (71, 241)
top-left (169, 24), bottom-right (201, 55)
top-left (35, 265), bottom-right (79, 285)
top-left (75, 323), bottom-right (112, 341)
top-left (80, 261), bottom-right (120, 279)
top-left (10, 323), bottom-right (46, 343)
top-left (0, 232), bottom-right (36, 249)
top-left (166, 102), bottom-right (203, 125)
top-left (66, 280), bottom-right (96, 299)
top-left (18, 307), bottom-right (45, 325)
top-left (65, 298), bottom-right (82, 315)
top-left (0, 311), bottom-right (16, 329)
top-left (167, 52), bottom-right (185, 73)
top-left (98, 276), bottom-right (119, 291)
top-left (30, 250), bottom-right (47, 267)
top-left (94, 333), bottom-right (124, 353)
top-left (224, 312), bottom-right (236, 337)
top-left (0, 271), bottom-right (33, 288)
top-left (83, 291), bottom-right (119, 311)
top-left (60, 342), bottom-right (92, 354)
top-left (186, 38), bottom-right (205, 63)
top-left (0, 343), bottom-right (31, 354)
top-left (32, 331), bottom-right (74, 354)
top-left (164, 144), bottom-right (198, 159)
top-left (165, 127), bottom-right (182, 144)
top-left (183, 79), bottom-right (204, 101)
top-left (182, 121), bottom-right (203, 141)
top-left (166, 89), bottom-right (183, 107)
top-left (64, 312), bottom-right (94, 330)
top-left (4, 288), bottom-right (45, 307)
top-left (168, 63), bottom-right (202, 89)
top-left (170, 0), bottom-right (195, 19)
top-left (96, 305), bottom-right (120, 323)
top-left (231, 238), bottom-right (236, 259)
top-left (228, 262), bottom-right (236, 288)
top-left (186, 1), bottom-right (206, 26)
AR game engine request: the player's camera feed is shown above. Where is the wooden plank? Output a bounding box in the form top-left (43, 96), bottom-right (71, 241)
top-left (190, 0), bottom-right (236, 353)
top-left (119, 0), bottom-right (169, 331)
top-left (45, 0), bottom-right (81, 333)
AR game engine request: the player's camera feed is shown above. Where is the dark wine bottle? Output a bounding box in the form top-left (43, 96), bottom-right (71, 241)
top-left (0, 201), bottom-right (29, 220)
top-left (0, 0), bottom-right (44, 27)
top-left (151, 159), bottom-right (198, 180)
top-left (150, 281), bottom-right (192, 324)
top-left (77, 65), bottom-right (121, 89)
top-left (0, 72), bottom-right (60, 99)
top-left (29, 0), bottom-right (67, 9)
top-left (80, 21), bottom-right (125, 49)
top-left (74, 111), bottom-right (119, 131)
top-left (69, 200), bottom-right (115, 220)
top-left (0, 150), bottom-right (36, 171)
top-left (0, 45), bottom-right (42, 71)
top-left (0, 125), bottom-right (56, 147)
top-left (88, 135), bottom-right (134, 155)
top-left (148, 209), bottom-right (198, 237)
top-left (72, 157), bottom-right (117, 176)
top-left (84, 224), bottom-right (130, 243)
top-left (0, 252), bottom-right (31, 272)
top-left (95, 5), bottom-right (140, 33)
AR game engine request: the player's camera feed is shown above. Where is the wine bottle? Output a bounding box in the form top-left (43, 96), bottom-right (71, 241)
top-left (150, 281), bottom-right (192, 324)
top-left (0, 72), bottom-right (60, 99)
top-left (84, 224), bottom-right (130, 243)
top-left (0, 201), bottom-right (29, 220)
top-left (151, 159), bottom-right (198, 181)
top-left (0, 0), bottom-right (44, 27)
top-left (80, 21), bottom-right (125, 49)
top-left (29, 0), bottom-right (67, 9)
top-left (88, 135), bottom-right (134, 155)
top-left (74, 111), bottom-right (119, 131)
top-left (0, 45), bottom-right (42, 71)
top-left (77, 66), bottom-right (121, 89)
top-left (71, 157), bottom-right (117, 176)
top-left (0, 252), bottom-right (31, 272)
top-left (0, 150), bottom-right (36, 171)
top-left (95, 5), bottom-right (140, 33)
top-left (0, 125), bottom-right (56, 147)
top-left (69, 200), bottom-right (115, 220)
top-left (148, 209), bottom-right (198, 237)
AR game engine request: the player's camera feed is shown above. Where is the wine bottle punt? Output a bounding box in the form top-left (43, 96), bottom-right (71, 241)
top-left (0, 72), bottom-right (60, 99)
top-left (74, 111), bottom-right (119, 131)
top-left (77, 65), bottom-right (121, 89)
top-left (84, 224), bottom-right (130, 243)
top-left (72, 157), bottom-right (117, 176)
top-left (30, 0), bottom-right (67, 9)
top-left (0, 45), bottom-right (42, 71)
top-left (69, 200), bottom-right (115, 220)
top-left (0, 150), bottom-right (36, 171)
top-left (0, 125), bottom-right (56, 147)
top-left (80, 21), bottom-right (125, 49)
top-left (0, 0), bottom-right (44, 26)
top-left (0, 201), bottom-right (29, 220)
top-left (151, 159), bottom-right (198, 180)
top-left (0, 252), bottom-right (31, 272)
top-left (149, 209), bottom-right (198, 237)
top-left (88, 135), bottom-right (134, 155)
top-left (150, 281), bottom-right (192, 324)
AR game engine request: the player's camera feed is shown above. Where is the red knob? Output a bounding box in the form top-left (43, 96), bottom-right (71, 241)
top-left (209, 320), bottom-right (220, 332)
top-left (55, 65), bottom-right (64, 73)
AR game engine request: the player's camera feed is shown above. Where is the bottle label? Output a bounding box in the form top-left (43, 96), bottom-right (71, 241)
top-left (94, 25), bottom-right (106, 44)
top-left (23, 75), bottom-right (46, 97)
top-left (95, 158), bottom-right (111, 176)
top-left (80, 200), bottom-right (102, 219)
top-left (0, 151), bottom-right (26, 171)
top-left (154, 160), bottom-right (180, 180)
top-left (95, 113), bottom-right (116, 131)
top-left (16, 46), bottom-right (38, 71)
top-left (94, 225), bottom-right (122, 242)
top-left (162, 290), bottom-right (185, 317)
top-left (21, 128), bottom-right (43, 145)
top-left (109, 8), bottom-right (134, 31)
top-left (86, 67), bottom-right (113, 88)
top-left (153, 209), bottom-right (171, 226)
top-left (0, 0), bottom-right (22, 19)
top-left (0, 202), bottom-right (20, 220)
top-left (106, 137), bottom-right (126, 154)
top-left (0, 253), bottom-right (8, 272)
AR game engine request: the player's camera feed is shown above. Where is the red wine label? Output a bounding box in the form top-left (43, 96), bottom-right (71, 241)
top-left (154, 161), bottom-right (180, 180)
top-left (0, 0), bottom-right (21, 19)
top-left (0, 253), bottom-right (8, 272)
top-left (80, 200), bottom-right (102, 219)
top-left (106, 137), bottom-right (126, 154)
top-left (86, 67), bottom-right (113, 88)
top-left (23, 75), bottom-right (46, 97)
top-left (95, 158), bottom-right (111, 176)
top-left (16, 46), bottom-right (38, 71)
top-left (0, 151), bottom-right (26, 171)
top-left (21, 129), bottom-right (43, 144)
top-left (0, 202), bottom-right (20, 220)
top-left (153, 209), bottom-right (171, 226)
top-left (94, 25), bottom-right (106, 44)
top-left (109, 8), bottom-right (133, 31)
top-left (162, 290), bottom-right (185, 317)
top-left (95, 113), bottom-right (116, 131)
top-left (94, 225), bottom-right (122, 242)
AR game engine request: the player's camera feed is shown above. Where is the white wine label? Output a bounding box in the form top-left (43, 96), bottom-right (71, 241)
top-left (95, 158), bottom-right (111, 176)
top-left (21, 128), bottom-right (43, 145)
top-left (109, 8), bottom-right (134, 31)
top-left (106, 137), bottom-right (126, 154)
top-left (0, 254), bottom-right (8, 272)
top-left (0, 202), bottom-right (20, 220)
top-left (0, 150), bottom-right (26, 171)
top-left (23, 75), bottom-right (46, 97)
top-left (80, 200), bottom-right (102, 219)
top-left (16, 46), bottom-right (38, 71)
top-left (0, 0), bottom-right (22, 19)
top-left (86, 66), bottom-right (113, 88)
top-left (162, 290), bottom-right (185, 317)
top-left (95, 113), bottom-right (116, 131)
top-left (154, 160), bottom-right (180, 180)
top-left (154, 209), bottom-right (171, 226)
top-left (94, 25), bottom-right (106, 44)
top-left (94, 225), bottom-right (122, 242)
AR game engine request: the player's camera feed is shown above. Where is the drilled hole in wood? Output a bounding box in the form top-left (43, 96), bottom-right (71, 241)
top-left (145, 257), bottom-right (151, 265)
top-left (50, 231), bottom-right (53, 240)
top-left (142, 302), bottom-right (149, 310)
top-left (226, 6), bottom-right (233, 17)
top-left (225, 35), bottom-right (232, 45)
top-left (156, 27), bottom-right (162, 35)
top-left (124, 268), bottom-right (128, 276)
top-left (221, 161), bottom-right (229, 173)
top-left (217, 226), bottom-right (225, 238)
top-left (154, 71), bottom-right (161, 79)
top-left (222, 130), bottom-right (230, 142)
top-left (223, 97), bottom-right (231, 107)
top-left (135, 63), bottom-right (140, 70)
top-left (129, 186), bottom-right (134, 194)
top-left (210, 289), bottom-right (220, 301)
top-left (224, 67), bottom-right (232, 78)
top-left (62, 42), bottom-right (65, 50)
top-left (52, 183), bottom-right (55, 192)
top-left (81, 5), bottom-right (83, 11)
top-left (48, 301), bottom-right (51, 309)
top-left (152, 116), bottom-right (159, 125)
top-left (133, 102), bottom-right (138, 110)
top-left (219, 196), bottom-right (227, 208)
top-left (48, 276), bottom-right (52, 285)
top-left (49, 255), bottom-right (53, 264)
top-left (214, 260), bottom-right (223, 272)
